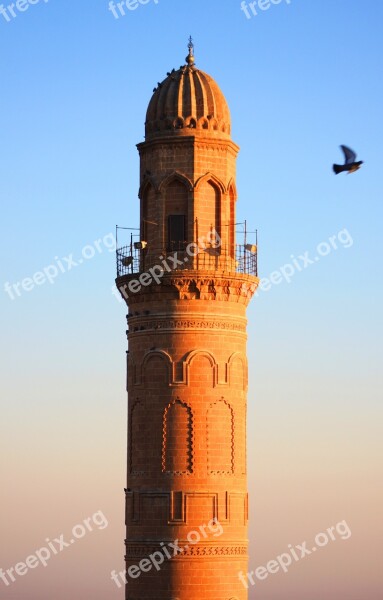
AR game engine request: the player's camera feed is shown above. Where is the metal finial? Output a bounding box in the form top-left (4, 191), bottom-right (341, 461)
top-left (186, 35), bottom-right (195, 67)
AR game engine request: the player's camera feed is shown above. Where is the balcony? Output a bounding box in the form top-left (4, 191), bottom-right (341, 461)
top-left (116, 241), bottom-right (258, 279)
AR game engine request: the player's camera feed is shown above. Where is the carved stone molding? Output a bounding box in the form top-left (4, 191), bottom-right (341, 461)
top-left (131, 348), bottom-right (248, 390)
top-left (124, 542), bottom-right (247, 559)
top-left (130, 318), bottom-right (246, 334)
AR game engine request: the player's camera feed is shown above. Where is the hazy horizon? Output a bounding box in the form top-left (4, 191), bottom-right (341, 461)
top-left (1, 1), bottom-right (382, 598)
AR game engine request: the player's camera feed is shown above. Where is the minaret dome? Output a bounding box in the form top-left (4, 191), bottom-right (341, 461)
top-left (145, 39), bottom-right (231, 140)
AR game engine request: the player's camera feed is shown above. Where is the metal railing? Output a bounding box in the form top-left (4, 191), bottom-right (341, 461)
top-left (116, 243), bottom-right (257, 278)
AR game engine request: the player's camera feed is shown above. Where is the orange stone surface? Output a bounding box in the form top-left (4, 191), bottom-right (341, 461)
top-left (116, 44), bottom-right (258, 600)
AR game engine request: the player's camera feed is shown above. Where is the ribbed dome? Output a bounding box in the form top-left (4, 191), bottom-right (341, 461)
top-left (145, 46), bottom-right (231, 140)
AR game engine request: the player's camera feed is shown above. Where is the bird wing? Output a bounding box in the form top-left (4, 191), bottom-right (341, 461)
top-left (341, 145), bottom-right (357, 164)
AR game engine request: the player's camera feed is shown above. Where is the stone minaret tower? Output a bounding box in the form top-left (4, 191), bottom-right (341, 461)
top-left (116, 40), bottom-right (258, 600)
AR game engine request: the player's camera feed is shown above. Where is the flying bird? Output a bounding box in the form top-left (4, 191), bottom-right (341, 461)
top-left (333, 145), bottom-right (363, 175)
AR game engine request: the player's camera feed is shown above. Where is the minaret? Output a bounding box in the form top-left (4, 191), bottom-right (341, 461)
top-left (116, 40), bottom-right (258, 600)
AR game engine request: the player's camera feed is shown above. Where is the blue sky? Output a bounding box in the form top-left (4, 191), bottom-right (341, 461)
top-left (1, 1), bottom-right (382, 599)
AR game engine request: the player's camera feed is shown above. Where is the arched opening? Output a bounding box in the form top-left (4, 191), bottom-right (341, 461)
top-left (196, 180), bottom-right (221, 247)
top-left (198, 117), bottom-right (209, 130)
top-left (142, 183), bottom-right (157, 249)
top-left (229, 185), bottom-right (236, 258)
top-left (164, 179), bottom-right (188, 251)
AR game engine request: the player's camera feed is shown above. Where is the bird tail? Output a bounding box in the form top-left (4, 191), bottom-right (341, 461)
top-left (333, 164), bottom-right (342, 175)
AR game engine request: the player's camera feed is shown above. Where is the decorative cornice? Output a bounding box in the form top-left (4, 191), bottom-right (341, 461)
top-left (117, 273), bottom-right (258, 305)
top-left (137, 136), bottom-right (239, 155)
top-left (167, 276), bottom-right (258, 303)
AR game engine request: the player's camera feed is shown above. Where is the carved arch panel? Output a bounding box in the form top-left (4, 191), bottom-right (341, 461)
top-left (187, 350), bottom-right (217, 387)
top-left (142, 351), bottom-right (171, 387)
top-left (162, 399), bottom-right (193, 474)
top-left (207, 398), bottom-right (234, 474)
top-left (130, 401), bottom-right (148, 475)
top-left (228, 352), bottom-right (247, 390)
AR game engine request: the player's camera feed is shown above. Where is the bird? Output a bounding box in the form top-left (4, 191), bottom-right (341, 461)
top-left (333, 145), bottom-right (363, 175)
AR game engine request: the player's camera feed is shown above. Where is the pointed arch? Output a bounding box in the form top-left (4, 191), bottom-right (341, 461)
top-left (194, 172), bottom-right (226, 193)
top-left (158, 171), bottom-right (194, 193)
top-left (227, 178), bottom-right (238, 201)
top-left (138, 176), bottom-right (157, 199)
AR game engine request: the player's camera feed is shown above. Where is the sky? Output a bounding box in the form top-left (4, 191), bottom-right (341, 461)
top-left (1, 0), bottom-right (382, 598)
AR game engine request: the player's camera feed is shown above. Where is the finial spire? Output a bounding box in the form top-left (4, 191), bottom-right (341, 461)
top-left (186, 35), bottom-right (195, 67)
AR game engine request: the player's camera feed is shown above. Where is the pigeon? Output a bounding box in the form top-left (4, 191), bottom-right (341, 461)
top-left (333, 145), bottom-right (363, 175)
